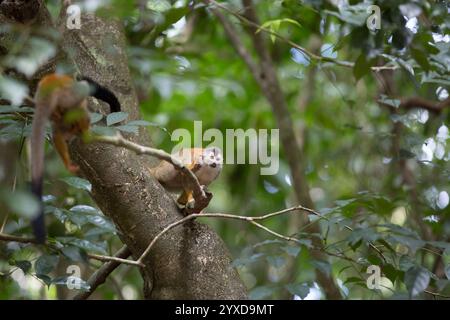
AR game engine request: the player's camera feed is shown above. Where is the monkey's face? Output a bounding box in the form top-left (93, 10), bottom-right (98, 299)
top-left (194, 147), bottom-right (222, 186)
top-left (201, 147), bottom-right (223, 170)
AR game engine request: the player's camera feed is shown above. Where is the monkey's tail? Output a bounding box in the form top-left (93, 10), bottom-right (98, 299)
top-left (30, 102), bottom-right (49, 244)
top-left (79, 76), bottom-right (121, 113)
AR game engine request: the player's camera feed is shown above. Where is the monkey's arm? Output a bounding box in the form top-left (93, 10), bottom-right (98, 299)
top-left (53, 128), bottom-right (79, 173)
top-left (150, 159), bottom-right (201, 206)
top-left (176, 162), bottom-right (201, 206)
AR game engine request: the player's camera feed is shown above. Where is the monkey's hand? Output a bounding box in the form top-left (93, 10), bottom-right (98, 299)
top-left (182, 185), bottom-right (213, 215)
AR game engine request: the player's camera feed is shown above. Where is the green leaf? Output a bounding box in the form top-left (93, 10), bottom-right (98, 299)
top-left (14, 260), bottom-right (32, 274)
top-left (390, 235), bottom-right (425, 253)
top-left (249, 286), bottom-right (274, 299)
top-left (286, 283), bottom-right (310, 299)
top-left (116, 125), bottom-right (139, 134)
top-left (106, 112), bottom-right (128, 126)
top-left (404, 266), bottom-right (430, 297)
top-left (89, 112), bottom-right (103, 124)
top-left (350, 239), bottom-right (362, 251)
top-left (0, 106), bottom-right (34, 113)
top-left (266, 255), bottom-right (286, 268)
top-left (281, 245), bottom-right (301, 257)
top-left (86, 215), bottom-right (115, 232)
top-left (70, 205), bottom-right (99, 215)
top-left (91, 125), bottom-right (117, 136)
top-left (84, 227), bottom-right (115, 237)
top-left (59, 238), bottom-right (108, 255)
top-left (147, 0), bottom-right (171, 12)
top-left (36, 274), bottom-right (52, 286)
top-left (296, 238), bottom-right (313, 248)
top-left (35, 254), bottom-right (59, 275)
top-left (61, 246), bottom-right (86, 262)
top-left (60, 177), bottom-right (92, 193)
top-left (232, 253), bottom-right (265, 268)
top-left (68, 205), bottom-right (115, 231)
top-left (411, 47), bottom-right (431, 71)
top-left (281, 18), bottom-right (302, 29)
top-left (398, 255), bottom-right (416, 271)
top-left (311, 260), bottom-right (331, 277)
top-left (377, 239), bottom-right (396, 254)
top-left (383, 264), bottom-right (401, 283)
top-left (353, 53), bottom-right (372, 81)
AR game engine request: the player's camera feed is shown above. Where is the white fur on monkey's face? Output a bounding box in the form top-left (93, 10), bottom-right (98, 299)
top-left (200, 147), bottom-right (223, 169)
top-left (194, 147), bottom-right (222, 186)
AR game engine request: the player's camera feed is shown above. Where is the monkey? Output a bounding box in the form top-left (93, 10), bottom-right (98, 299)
top-left (30, 74), bottom-right (121, 243)
top-left (149, 147), bottom-right (223, 209)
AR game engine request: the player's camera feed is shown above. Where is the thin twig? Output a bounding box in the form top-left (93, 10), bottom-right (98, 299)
top-left (87, 253), bottom-right (140, 267)
top-left (74, 246), bottom-right (132, 300)
top-left (424, 290), bottom-right (450, 299)
top-left (0, 232), bottom-right (140, 266)
top-left (136, 206), bottom-right (312, 265)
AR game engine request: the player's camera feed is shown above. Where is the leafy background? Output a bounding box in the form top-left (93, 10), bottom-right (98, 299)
top-left (0, 0), bottom-right (449, 299)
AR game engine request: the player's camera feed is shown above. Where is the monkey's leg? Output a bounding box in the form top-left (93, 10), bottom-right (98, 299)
top-left (177, 189), bottom-right (194, 208)
top-left (78, 112), bottom-right (91, 143)
top-left (53, 129), bottom-right (79, 173)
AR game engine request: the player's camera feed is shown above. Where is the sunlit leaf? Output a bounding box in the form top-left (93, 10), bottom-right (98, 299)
top-left (60, 177), bottom-right (92, 193)
top-left (106, 112), bottom-right (128, 126)
top-left (404, 266), bottom-right (430, 297)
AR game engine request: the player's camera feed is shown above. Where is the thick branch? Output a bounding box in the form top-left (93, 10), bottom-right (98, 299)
top-left (0, 232), bottom-right (39, 244)
top-left (398, 96), bottom-right (450, 113)
top-left (86, 252), bottom-right (139, 267)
